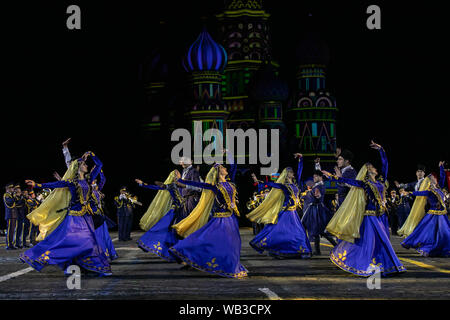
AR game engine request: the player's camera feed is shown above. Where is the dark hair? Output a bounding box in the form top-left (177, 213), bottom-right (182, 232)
top-left (340, 149), bottom-right (354, 162)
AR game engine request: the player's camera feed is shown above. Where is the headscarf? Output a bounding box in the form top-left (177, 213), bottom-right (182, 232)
top-left (27, 160), bottom-right (79, 241)
top-left (139, 170), bottom-right (177, 231)
top-left (246, 168), bottom-right (289, 225)
top-left (172, 165), bottom-right (218, 238)
top-left (325, 164), bottom-right (368, 243)
top-left (397, 175), bottom-right (431, 237)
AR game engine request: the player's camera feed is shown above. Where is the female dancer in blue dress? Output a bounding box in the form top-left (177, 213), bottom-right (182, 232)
top-left (322, 141), bottom-right (406, 277)
top-left (21, 151), bottom-right (112, 276)
top-left (398, 162), bottom-right (450, 257)
top-left (135, 170), bottom-right (184, 262)
top-left (168, 153), bottom-right (248, 279)
top-left (247, 154), bottom-right (312, 259)
top-left (91, 170), bottom-right (118, 262)
top-left (301, 165), bottom-right (338, 255)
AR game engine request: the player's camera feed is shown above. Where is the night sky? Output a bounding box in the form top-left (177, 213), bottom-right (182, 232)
top-left (2, 1), bottom-right (449, 223)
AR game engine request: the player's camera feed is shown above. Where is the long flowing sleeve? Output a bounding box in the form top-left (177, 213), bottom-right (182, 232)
top-left (379, 147), bottom-right (388, 181)
top-left (412, 191), bottom-right (432, 197)
top-left (336, 177), bottom-right (365, 188)
top-left (98, 170), bottom-right (106, 190)
top-left (139, 183), bottom-right (165, 191)
top-left (88, 152), bottom-right (103, 182)
top-left (296, 157), bottom-right (303, 187)
top-left (178, 179), bottom-right (216, 192)
top-left (35, 180), bottom-right (72, 190)
top-left (439, 164), bottom-right (445, 189)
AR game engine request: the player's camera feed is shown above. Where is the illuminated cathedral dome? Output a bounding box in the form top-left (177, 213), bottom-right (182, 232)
top-left (183, 28), bottom-right (228, 72)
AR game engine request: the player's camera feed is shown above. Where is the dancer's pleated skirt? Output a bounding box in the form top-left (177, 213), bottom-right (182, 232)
top-left (169, 214), bottom-right (248, 278)
top-left (137, 209), bottom-right (179, 262)
top-left (250, 210), bottom-right (312, 258)
top-left (95, 219), bottom-right (118, 261)
top-left (401, 213), bottom-right (450, 257)
top-left (20, 214), bottom-right (111, 275)
top-left (330, 215), bottom-right (406, 277)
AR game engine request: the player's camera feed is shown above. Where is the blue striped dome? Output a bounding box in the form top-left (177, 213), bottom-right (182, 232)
top-left (183, 29), bottom-right (228, 72)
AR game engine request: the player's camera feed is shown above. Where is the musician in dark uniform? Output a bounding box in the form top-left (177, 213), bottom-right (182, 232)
top-left (26, 190), bottom-right (40, 245)
top-left (114, 187), bottom-right (138, 241)
top-left (386, 189), bottom-right (400, 236)
top-left (3, 183), bottom-right (17, 250)
top-left (13, 184), bottom-right (28, 248)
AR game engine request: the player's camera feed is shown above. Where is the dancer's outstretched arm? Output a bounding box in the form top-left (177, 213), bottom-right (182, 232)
top-left (177, 179), bottom-right (216, 192)
top-left (321, 171), bottom-right (364, 188)
top-left (439, 161), bottom-right (446, 189)
top-left (370, 140), bottom-right (388, 181)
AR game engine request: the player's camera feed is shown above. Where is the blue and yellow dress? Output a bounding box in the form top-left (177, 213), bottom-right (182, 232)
top-left (249, 181), bottom-right (312, 258)
top-left (400, 165), bottom-right (450, 257)
top-left (92, 170), bottom-right (118, 262)
top-left (169, 175), bottom-right (248, 279)
top-left (20, 154), bottom-right (111, 276)
top-left (248, 160), bottom-right (312, 258)
top-left (137, 182), bottom-right (184, 262)
top-left (327, 148), bottom-right (406, 277)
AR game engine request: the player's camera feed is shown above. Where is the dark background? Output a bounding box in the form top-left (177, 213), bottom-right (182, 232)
top-left (1, 1), bottom-right (448, 227)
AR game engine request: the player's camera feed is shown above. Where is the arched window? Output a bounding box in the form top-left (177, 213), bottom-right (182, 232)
top-left (297, 97), bottom-right (313, 108)
top-left (228, 32), bottom-right (242, 38)
top-left (316, 97), bottom-right (333, 107)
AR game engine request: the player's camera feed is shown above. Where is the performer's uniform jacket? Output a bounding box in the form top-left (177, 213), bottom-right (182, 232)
top-left (179, 165), bottom-right (202, 218)
top-left (3, 191), bottom-right (17, 220)
top-left (3, 191), bottom-right (17, 248)
top-left (14, 193), bottom-right (28, 247)
top-left (337, 165), bottom-right (357, 206)
top-left (114, 195), bottom-right (135, 216)
top-left (398, 178), bottom-right (425, 193)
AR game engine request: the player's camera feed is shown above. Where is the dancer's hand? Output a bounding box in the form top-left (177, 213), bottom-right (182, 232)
top-left (81, 151), bottom-right (90, 161)
top-left (439, 161), bottom-right (445, 167)
top-left (293, 153), bottom-right (303, 159)
top-left (135, 179), bottom-right (143, 185)
top-left (62, 138), bottom-right (71, 147)
top-left (25, 180), bottom-right (36, 187)
top-left (369, 140), bottom-right (382, 150)
top-left (394, 181), bottom-right (400, 188)
top-left (334, 166), bottom-right (342, 178)
top-left (53, 171), bottom-right (62, 181)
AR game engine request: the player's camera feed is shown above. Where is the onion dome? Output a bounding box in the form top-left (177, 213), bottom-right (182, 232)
top-left (295, 31), bottom-right (330, 66)
top-left (250, 63), bottom-right (289, 101)
top-left (183, 28), bottom-right (228, 72)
